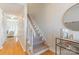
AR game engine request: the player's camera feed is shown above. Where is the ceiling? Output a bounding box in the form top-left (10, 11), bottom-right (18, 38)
top-left (0, 3), bottom-right (25, 17)
top-left (27, 3), bottom-right (47, 14)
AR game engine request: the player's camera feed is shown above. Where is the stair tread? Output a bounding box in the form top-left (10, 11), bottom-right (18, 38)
top-left (33, 43), bottom-right (48, 53)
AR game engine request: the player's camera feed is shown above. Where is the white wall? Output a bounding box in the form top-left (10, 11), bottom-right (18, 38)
top-left (17, 4), bottom-right (27, 51)
top-left (17, 18), bottom-right (26, 51)
top-left (27, 3), bottom-right (76, 52)
top-left (43, 4), bottom-right (76, 52)
top-left (0, 9), bottom-right (7, 48)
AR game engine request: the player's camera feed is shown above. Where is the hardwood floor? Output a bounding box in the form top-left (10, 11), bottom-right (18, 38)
top-left (41, 50), bottom-right (55, 55)
top-left (0, 37), bottom-right (54, 55)
top-left (0, 37), bottom-right (28, 55)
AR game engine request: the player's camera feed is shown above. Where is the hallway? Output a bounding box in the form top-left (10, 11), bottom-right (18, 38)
top-left (0, 37), bottom-right (28, 55)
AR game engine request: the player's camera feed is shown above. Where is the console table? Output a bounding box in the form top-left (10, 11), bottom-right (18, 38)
top-left (55, 38), bottom-right (79, 55)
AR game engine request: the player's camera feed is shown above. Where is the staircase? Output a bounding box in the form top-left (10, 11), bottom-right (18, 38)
top-left (27, 14), bottom-right (48, 54)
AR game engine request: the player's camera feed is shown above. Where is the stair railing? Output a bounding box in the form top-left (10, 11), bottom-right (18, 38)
top-left (27, 14), bottom-right (47, 54)
top-left (27, 14), bottom-right (46, 41)
top-left (27, 16), bottom-right (35, 54)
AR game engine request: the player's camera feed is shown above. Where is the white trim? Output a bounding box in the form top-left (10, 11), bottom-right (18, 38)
top-left (33, 48), bottom-right (49, 55)
top-left (18, 39), bottom-right (26, 52)
top-left (15, 36), bottom-right (18, 42)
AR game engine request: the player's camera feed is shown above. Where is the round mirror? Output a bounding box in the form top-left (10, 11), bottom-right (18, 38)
top-left (63, 4), bottom-right (79, 31)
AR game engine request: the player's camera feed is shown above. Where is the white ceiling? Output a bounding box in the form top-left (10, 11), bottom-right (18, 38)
top-left (27, 3), bottom-right (46, 14)
top-left (0, 3), bottom-right (25, 17)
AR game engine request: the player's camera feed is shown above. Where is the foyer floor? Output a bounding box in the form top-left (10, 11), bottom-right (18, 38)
top-left (0, 37), bottom-right (27, 55)
top-left (0, 37), bottom-right (54, 55)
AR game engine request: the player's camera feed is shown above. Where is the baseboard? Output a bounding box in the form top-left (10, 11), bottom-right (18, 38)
top-left (18, 40), bottom-right (26, 52)
top-left (33, 48), bottom-right (49, 55)
top-left (15, 37), bottom-right (18, 42)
